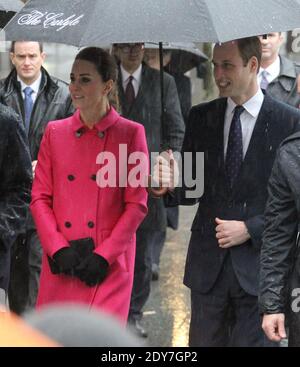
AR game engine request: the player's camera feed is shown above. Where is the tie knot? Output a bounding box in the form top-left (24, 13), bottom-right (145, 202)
top-left (261, 70), bottom-right (268, 77)
top-left (234, 105), bottom-right (244, 118)
top-left (128, 75), bottom-right (133, 82)
top-left (23, 86), bottom-right (33, 96)
top-left (260, 70), bottom-right (269, 90)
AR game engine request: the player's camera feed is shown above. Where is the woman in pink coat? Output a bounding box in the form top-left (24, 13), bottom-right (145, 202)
top-left (30, 47), bottom-right (149, 325)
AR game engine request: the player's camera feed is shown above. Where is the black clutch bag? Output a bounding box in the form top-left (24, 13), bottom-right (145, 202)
top-left (48, 237), bottom-right (95, 275)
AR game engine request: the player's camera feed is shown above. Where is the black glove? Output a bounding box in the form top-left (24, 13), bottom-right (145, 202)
top-left (76, 253), bottom-right (109, 287)
top-left (53, 247), bottom-right (80, 275)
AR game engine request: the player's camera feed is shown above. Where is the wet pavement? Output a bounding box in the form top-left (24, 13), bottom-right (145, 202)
top-left (139, 204), bottom-right (289, 348)
top-left (140, 205), bottom-right (198, 347)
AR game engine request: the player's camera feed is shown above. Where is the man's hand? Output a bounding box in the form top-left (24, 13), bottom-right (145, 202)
top-left (0, 304), bottom-right (8, 313)
top-left (262, 313), bottom-right (286, 342)
top-left (215, 218), bottom-right (250, 248)
top-left (148, 150), bottom-right (179, 196)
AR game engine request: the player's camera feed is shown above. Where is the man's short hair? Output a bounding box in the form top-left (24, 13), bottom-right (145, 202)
top-left (10, 41), bottom-right (44, 53)
top-left (236, 36), bottom-right (262, 71)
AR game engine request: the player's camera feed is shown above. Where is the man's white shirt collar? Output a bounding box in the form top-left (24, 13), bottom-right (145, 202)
top-left (120, 64), bottom-right (142, 97)
top-left (227, 88), bottom-right (264, 119)
top-left (259, 56), bottom-right (280, 83)
top-left (18, 72), bottom-right (42, 97)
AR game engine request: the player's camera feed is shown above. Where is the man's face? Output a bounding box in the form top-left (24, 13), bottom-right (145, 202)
top-left (117, 43), bottom-right (145, 72)
top-left (10, 42), bottom-right (45, 84)
top-left (144, 49), bottom-right (159, 68)
top-left (212, 41), bottom-right (256, 101)
top-left (259, 33), bottom-right (283, 63)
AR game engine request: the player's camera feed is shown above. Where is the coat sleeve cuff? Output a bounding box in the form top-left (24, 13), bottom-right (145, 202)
top-left (244, 214), bottom-right (264, 249)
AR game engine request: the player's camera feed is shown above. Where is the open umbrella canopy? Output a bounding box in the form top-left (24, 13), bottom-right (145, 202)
top-left (2, 0), bottom-right (300, 45)
top-left (144, 42), bottom-right (208, 74)
top-left (0, 0), bottom-right (23, 28)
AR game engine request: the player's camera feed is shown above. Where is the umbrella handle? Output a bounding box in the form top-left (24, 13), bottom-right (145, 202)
top-left (147, 175), bottom-right (169, 197)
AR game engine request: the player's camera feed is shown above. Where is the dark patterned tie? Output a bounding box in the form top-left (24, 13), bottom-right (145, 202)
top-left (225, 105), bottom-right (244, 188)
top-left (23, 86), bottom-right (34, 135)
top-left (125, 75), bottom-right (135, 105)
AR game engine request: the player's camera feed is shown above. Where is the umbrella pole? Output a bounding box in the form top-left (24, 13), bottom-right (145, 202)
top-left (159, 42), bottom-right (166, 151)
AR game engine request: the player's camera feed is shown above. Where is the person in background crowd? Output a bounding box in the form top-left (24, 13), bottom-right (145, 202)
top-left (0, 41), bottom-right (74, 315)
top-left (115, 42), bottom-right (185, 337)
top-left (144, 48), bottom-right (192, 124)
top-left (143, 47), bottom-right (187, 281)
top-left (258, 32), bottom-right (300, 108)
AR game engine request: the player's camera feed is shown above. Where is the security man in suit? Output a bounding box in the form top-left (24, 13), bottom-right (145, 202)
top-left (258, 32), bottom-right (300, 108)
top-left (115, 42), bottom-right (185, 337)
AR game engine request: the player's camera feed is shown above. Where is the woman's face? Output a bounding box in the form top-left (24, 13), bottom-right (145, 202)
top-left (69, 59), bottom-right (112, 111)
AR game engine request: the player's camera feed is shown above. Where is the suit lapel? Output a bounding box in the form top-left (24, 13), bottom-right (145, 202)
top-left (204, 98), bottom-right (227, 182)
top-left (117, 73), bottom-right (130, 115)
top-left (243, 94), bottom-right (272, 164)
top-left (134, 65), bottom-right (148, 105)
top-left (215, 99), bottom-right (227, 169)
top-left (232, 94), bottom-right (272, 192)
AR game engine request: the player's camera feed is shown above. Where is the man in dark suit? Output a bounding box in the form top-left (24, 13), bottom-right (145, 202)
top-left (143, 48), bottom-right (191, 281)
top-left (115, 43), bottom-right (185, 337)
top-left (151, 36), bottom-right (300, 347)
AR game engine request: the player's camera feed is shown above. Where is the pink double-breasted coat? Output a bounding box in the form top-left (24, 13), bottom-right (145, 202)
top-left (30, 107), bottom-right (148, 324)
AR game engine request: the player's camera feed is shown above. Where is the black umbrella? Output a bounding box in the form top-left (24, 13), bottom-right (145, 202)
top-left (3, 0), bottom-right (300, 44)
top-left (0, 0), bottom-right (23, 28)
top-left (4, 0), bottom-right (300, 132)
top-left (144, 42), bottom-right (208, 74)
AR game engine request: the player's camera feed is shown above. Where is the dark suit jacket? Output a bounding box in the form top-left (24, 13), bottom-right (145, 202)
top-left (118, 64), bottom-right (185, 231)
top-left (0, 104), bottom-right (32, 290)
top-left (172, 94), bottom-right (300, 296)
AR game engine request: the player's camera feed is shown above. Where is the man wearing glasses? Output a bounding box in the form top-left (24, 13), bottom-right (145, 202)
top-left (115, 42), bottom-right (185, 338)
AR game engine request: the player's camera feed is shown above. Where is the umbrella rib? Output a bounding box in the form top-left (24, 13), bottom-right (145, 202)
top-left (78, 0), bottom-right (98, 47)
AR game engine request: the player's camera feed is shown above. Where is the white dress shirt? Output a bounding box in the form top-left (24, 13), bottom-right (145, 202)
top-left (120, 64), bottom-right (142, 98)
top-left (224, 89), bottom-right (265, 158)
top-left (18, 72), bottom-right (42, 104)
top-left (258, 56), bottom-right (281, 86)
